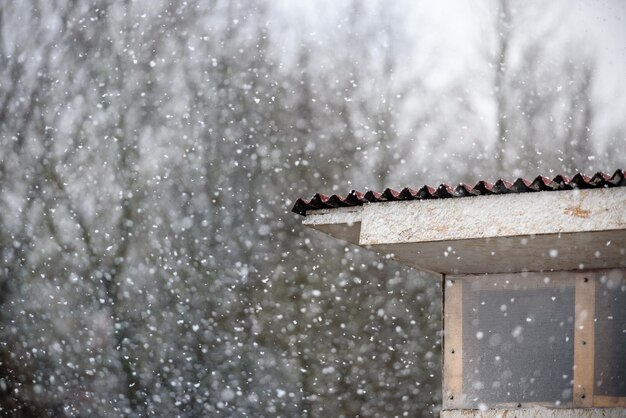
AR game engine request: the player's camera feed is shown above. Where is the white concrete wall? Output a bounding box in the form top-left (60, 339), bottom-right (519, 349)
top-left (441, 408), bottom-right (626, 418)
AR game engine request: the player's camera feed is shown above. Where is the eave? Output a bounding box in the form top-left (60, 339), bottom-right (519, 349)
top-left (302, 187), bottom-right (626, 275)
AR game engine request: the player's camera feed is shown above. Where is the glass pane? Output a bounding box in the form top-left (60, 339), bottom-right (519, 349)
top-left (460, 275), bottom-right (575, 408)
top-left (595, 269), bottom-right (626, 397)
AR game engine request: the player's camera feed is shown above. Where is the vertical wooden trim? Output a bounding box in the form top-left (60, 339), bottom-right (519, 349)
top-left (443, 276), bottom-right (463, 409)
top-left (441, 274), bottom-right (446, 403)
top-left (573, 273), bottom-right (595, 407)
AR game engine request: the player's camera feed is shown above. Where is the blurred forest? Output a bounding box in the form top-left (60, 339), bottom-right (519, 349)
top-left (0, 0), bottom-right (624, 417)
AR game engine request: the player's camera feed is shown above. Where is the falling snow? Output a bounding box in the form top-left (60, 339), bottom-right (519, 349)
top-left (0, 0), bottom-right (625, 417)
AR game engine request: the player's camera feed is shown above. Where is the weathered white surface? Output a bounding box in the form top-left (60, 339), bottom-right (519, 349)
top-left (303, 206), bottom-right (362, 245)
top-left (359, 188), bottom-right (626, 245)
top-left (441, 408), bottom-right (626, 418)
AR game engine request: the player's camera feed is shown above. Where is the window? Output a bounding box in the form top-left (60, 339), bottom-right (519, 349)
top-left (443, 270), bottom-right (626, 410)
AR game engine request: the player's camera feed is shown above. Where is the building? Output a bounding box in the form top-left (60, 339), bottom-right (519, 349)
top-left (293, 170), bottom-right (626, 418)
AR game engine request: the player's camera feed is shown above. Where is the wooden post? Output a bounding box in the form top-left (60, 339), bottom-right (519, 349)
top-left (573, 273), bottom-right (595, 407)
top-left (443, 276), bottom-right (463, 409)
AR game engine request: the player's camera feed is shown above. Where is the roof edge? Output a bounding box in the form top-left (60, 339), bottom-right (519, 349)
top-left (291, 169), bottom-right (626, 216)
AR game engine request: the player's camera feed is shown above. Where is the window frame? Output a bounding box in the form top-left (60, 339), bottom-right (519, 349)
top-left (442, 270), bottom-right (626, 410)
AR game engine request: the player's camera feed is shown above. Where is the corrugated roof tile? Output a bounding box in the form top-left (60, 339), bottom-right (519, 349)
top-left (291, 169), bottom-right (626, 216)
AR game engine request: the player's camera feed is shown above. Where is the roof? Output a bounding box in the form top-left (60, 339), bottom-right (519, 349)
top-left (292, 169), bottom-right (626, 216)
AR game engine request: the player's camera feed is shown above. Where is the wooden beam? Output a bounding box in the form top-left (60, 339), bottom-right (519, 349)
top-left (462, 271), bottom-right (574, 290)
top-left (594, 396), bottom-right (626, 407)
top-left (366, 230), bottom-right (626, 274)
top-left (443, 277), bottom-right (464, 410)
top-left (573, 273), bottom-right (596, 407)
